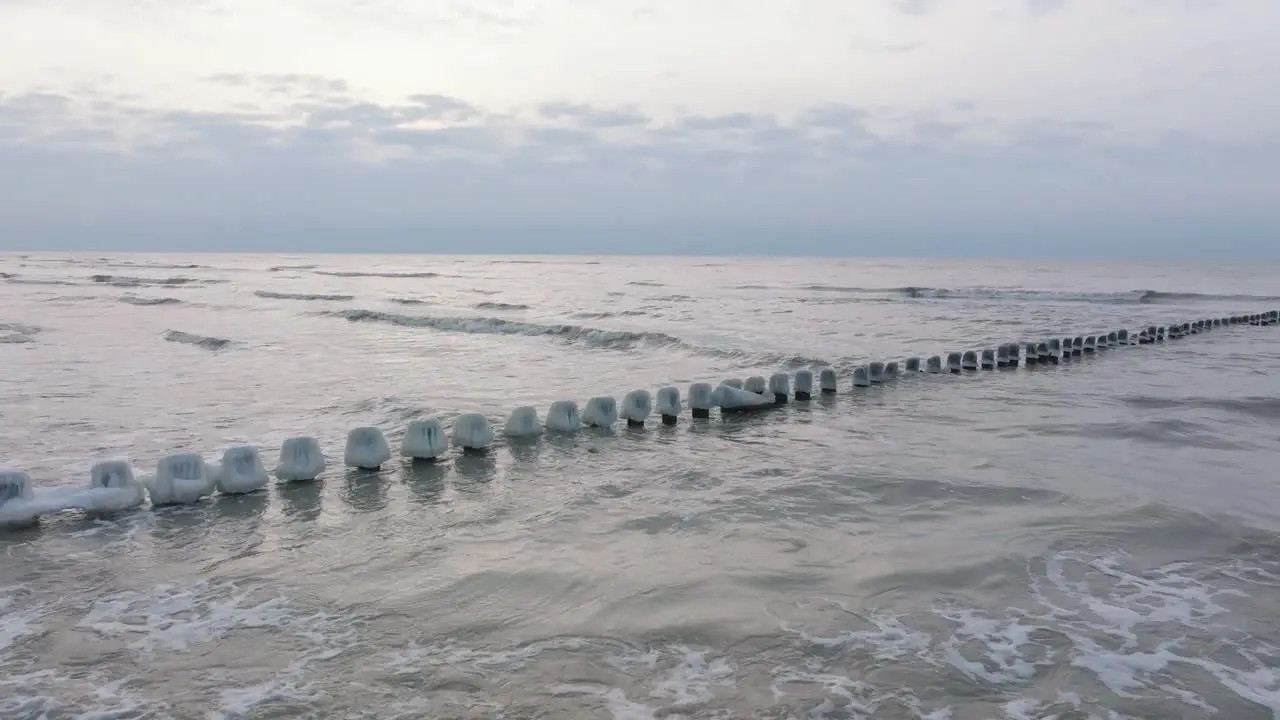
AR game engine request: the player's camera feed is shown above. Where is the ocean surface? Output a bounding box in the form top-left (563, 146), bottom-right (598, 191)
top-left (2, 253), bottom-right (1279, 719)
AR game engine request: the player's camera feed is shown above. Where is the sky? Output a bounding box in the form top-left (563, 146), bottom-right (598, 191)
top-left (1, 0), bottom-right (1278, 257)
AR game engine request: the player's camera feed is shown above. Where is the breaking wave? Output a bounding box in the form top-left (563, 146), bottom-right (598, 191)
top-left (474, 302), bottom-right (530, 311)
top-left (91, 275), bottom-right (211, 287)
top-left (254, 291), bottom-right (354, 302)
top-left (119, 295), bottom-right (183, 306)
top-left (314, 271), bottom-right (440, 279)
top-left (320, 309), bottom-right (829, 368)
top-left (162, 330), bottom-right (231, 350)
top-left (0, 322), bottom-right (41, 344)
top-left (774, 285), bottom-right (1280, 305)
top-left (569, 310), bottom-right (649, 319)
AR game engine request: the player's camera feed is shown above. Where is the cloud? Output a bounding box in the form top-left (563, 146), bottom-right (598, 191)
top-left (0, 86), bottom-right (1277, 258)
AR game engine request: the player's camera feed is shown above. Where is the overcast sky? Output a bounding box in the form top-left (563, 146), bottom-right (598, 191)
top-left (1, 0), bottom-right (1277, 257)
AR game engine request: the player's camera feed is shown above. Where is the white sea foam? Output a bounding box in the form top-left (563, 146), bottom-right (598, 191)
top-left (452, 413), bottom-right (495, 449)
top-left (502, 406), bottom-right (542, 438)
top-left (344, 427), bottom-right (391, 469)
top-left (277, 436), bottom-right (325, 481)
top-left (547, 400), bottom-right (582, 431)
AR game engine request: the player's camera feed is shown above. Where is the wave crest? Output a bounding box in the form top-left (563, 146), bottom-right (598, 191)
top-left (255, 291), bottom-right (354, 301)
top-left (163, 330), bottom-right (231, 350)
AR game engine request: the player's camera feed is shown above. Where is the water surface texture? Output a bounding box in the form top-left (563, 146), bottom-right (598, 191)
top-left (2, 254), bottom-right (1280, 719)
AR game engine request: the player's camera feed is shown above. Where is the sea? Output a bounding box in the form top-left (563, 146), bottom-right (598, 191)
top-left (2, 253), bottom-right (1279, 719)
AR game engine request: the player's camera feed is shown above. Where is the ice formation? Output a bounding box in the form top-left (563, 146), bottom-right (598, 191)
top-left (768, 373), bottom-right (790, 403)
top-left (818, 368), bottom-right (838, 393)
top-left (1107, 331), bottom-right (1119, 346)
top-left (502, 407), bottom-right (542, 439)
top-left (868, 362), bottom-right (886, 383)
top-left (722, 378), bottom-right (744, 390)
top-left (793, 370), bottom-right (813, 400)
top-left (688, 383), bottom-right (714, 418)
top-left (996, 345), bottom-right (1010, 366)
top-left (277, 437), bottom-right (326, 481)
top-left (905, 357), bottom-right (921, 372)
top-left (1073, 336), bottom-right (1085, 353)
top-left (885, 361), bottom-right (900, 377)
top-left (926, 355), bottom-right (943, 373)
top-left (1024, 342), bottom-right (1039, 365)
top-left (0, 470), bottom-right (37, 528)
top-left (1084, 336), bottom-right (1096, 352)
top-left (656, 386), bottom-right (681, 422)
top-left (85, 460), bottom-right (146, 512)
top-left (1036, 342), bottom-right (1052, 364)
top-left (403, 416), bottom-right (451, 457)
top-left (546, 400), bottom-right (582, 432)
top-left (946, 352), bottom-right (962, 374)
top-left (215, 446), bottom-right (269, 494)
top-left (743, 376), bottom-right (767, 395)
top-left (980, 349), bottom-right (995, 369)
top-left (714, 383), bottom-right (774, 411)
top-left (622, 390), bottom-right (652, 426)
top-left (452, 413), bottom-right (494, 450)
top-left (344, 427), bottom-right (391, 470)
top-left (1048, 339), bottom-right (1061, 358)
top-left (1117, 329), bottom-right (1130, 344)
top-left (148, 453), bottom-right (215, 506)
top-left (852, 365), bottom-right (871, 387)
top-left (583, 396), bottom-right (618, 428)
top-left (961, 351), bottom-right (978, 370)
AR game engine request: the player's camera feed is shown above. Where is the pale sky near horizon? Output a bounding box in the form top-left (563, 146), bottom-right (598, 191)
top-left (1, 0), bottom-right (1277, 257)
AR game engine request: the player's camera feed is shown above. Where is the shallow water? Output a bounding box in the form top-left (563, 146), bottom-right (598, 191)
top-left (2, 253), bottom-right (1279, 719)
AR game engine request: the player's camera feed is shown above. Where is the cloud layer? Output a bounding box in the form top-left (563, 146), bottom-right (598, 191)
top-left (1, 0), bottom-right (1278, 256)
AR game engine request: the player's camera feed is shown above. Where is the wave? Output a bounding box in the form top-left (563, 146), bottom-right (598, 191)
top-left (4, 277), bottom-right (78, 286)
top-left (389, 297), bottom-right (430, 305)
top-left (783, 285), bottom-right (1280, 305)
top-left (0, 322), bottom-right (41, 344)
top-left (314, 271), bottom-right (440, 279)
top-left (119, 296), bottom-right (183, 306)
top-left (320, 308), bottom-right (831, 368)
top-left (474, 302), bottom-right (530, 311)
top-left (90, 275), bottom-right (209, 287)
top-left (255, 291), bottom-right (354, 302)
top-left (0, 272), bottom-right (16, 279)
top-left (569, 310), bottom-right (649, 319)
top-left (626, 281), bottom-right (665, 287)
top-left (162, 330), bottom-right (231, 350)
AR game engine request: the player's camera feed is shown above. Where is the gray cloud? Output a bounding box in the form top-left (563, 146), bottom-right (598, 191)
top-left (0, 89), bottom-right (1276, 258)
